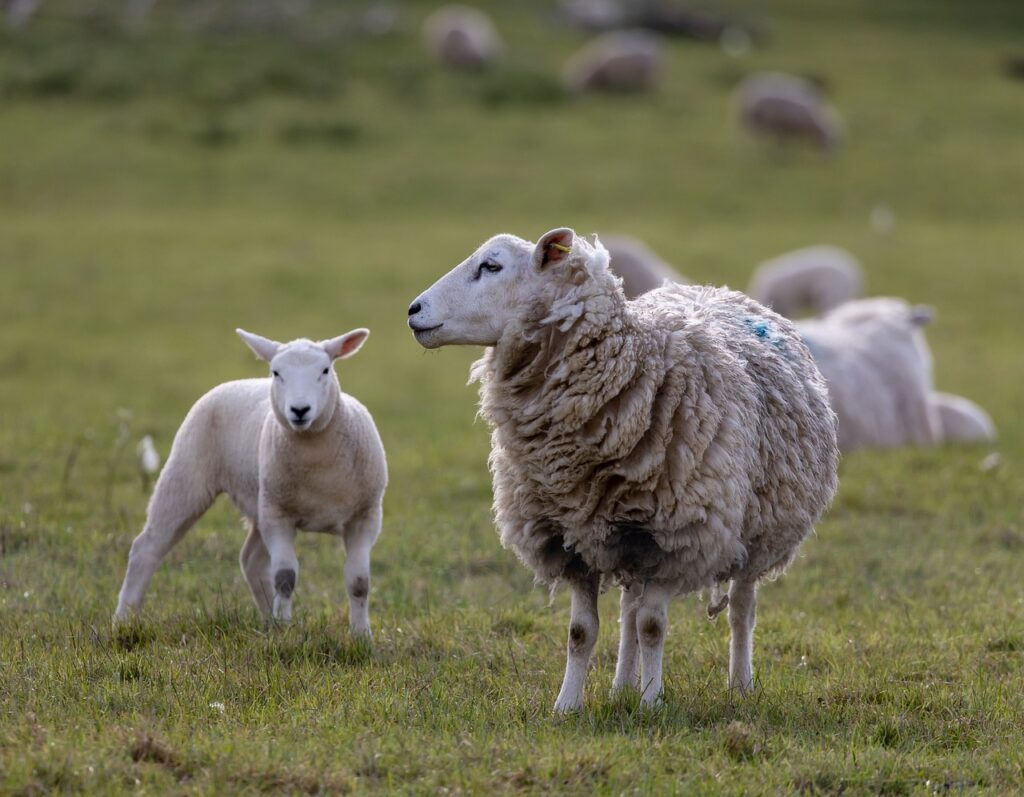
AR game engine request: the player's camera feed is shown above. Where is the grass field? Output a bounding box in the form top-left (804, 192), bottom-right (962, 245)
top-left (1, 0), bottom-right (1023, 793)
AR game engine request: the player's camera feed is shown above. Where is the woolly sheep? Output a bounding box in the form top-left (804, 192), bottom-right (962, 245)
top-left (114, 329), bottom-right (387, 636)
top-left (749, 245), bottom-right (864, 319)
top-left (423, 5), bottom-right (503, 71)
top-left (797, 298), bottom-right (941, 451)
top-left (408, 228), bottom-right (837, 711)
top-left (736, 72), bottom-right (844, 152)
top-left (602, 234), bottom-right (688, 298)
top-left (932, 392), bottom-right (996, 444)
top-left (562, 31), bottom-right (663, 94)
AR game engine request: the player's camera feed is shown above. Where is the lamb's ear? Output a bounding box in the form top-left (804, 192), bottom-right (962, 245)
top-left (533, 227), bottom-right (575, 271)
top-left (236, 329), bottom-right (281, 362)
top-left (909, 305), bottom-right (935, 326)
top-left (321, 328), bottom-right (369, 361)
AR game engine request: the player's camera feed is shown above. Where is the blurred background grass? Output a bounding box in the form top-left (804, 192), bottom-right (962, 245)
top-left (1, 0), bottom-right (1023, 793)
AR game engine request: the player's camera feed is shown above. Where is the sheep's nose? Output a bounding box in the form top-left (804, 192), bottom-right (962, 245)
top-left (291, 405), bottom-right (311, 419)
top-left (408, 301), bottom-right (422, 317)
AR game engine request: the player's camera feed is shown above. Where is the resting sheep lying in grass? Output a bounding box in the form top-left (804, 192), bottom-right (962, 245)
top-left (562, 31), bottom-right (663, 94)
top-left (114, 329), bottom-right (387, 636)
top-left (931, 392), bottom-right (996, 444)
top-left (423, 5), bottom-right (503, 71)
top-left (602, 234), bottom-right (688, 299)
top-left (408, 228), bottom-right (838, 711)
top-left (736, 72), bottom-right (844, 153)
top-left (748, 245), bottom-right (863, 319)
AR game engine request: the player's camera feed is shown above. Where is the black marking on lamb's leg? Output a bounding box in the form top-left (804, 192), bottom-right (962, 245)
top-left (639, 613), bottom-right (665, 646)
top-left (350, 576), bottom-right (368, 600)
top-left (568, 623), bottom-right (588, 653)
top-left (274, 568), bottom-right (296, 598)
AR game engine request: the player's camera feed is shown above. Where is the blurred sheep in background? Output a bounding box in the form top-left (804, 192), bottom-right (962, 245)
top-left (736, 72), bottom-right (844, 153)
top-left (423, 4), bottom-right (504, 71)
top-left (932, 392), bottom-right (997, 444)
top-left (602, 234), bottom-right (688, 298)
top-left (748, 245), bottom-right (864, 319)
top-left (562, 30), bottom-right (663, 94)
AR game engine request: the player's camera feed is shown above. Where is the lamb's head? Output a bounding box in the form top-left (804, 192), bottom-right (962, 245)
top-left (236, 328), bottom-right (369, 433)
top-left (408, 227), bottom-right (617, 349)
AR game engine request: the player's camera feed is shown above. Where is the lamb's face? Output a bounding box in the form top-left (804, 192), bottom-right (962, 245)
top-left (236, 328), bottom-right (369, 433)
top-left (408, 228), bottom-right (584, 348)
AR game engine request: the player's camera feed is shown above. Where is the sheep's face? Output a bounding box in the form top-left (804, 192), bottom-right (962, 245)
top-left (408, 228), bottom-right (594, 348)
top-left (236, 329), bottom-right (369, 433)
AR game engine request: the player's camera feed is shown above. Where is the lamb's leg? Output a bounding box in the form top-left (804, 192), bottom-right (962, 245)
top-left (727, 578), bottom-right (758, 694)
top-left (259, 511), bottom-right (299, 623)
top-left (636, 582), bottom-right (672, 707)
top-left (553, 573), bottom-right (600, 714)
top-left (239, 520), bottom-right (274, 618)
top-left (611, 583), bottom-right (642, 694)
top-left (114, 464), bottom-right (216, 621)
top-left (342, 502), bottom-right (381, 639)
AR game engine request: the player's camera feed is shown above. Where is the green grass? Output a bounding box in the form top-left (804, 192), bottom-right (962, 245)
top-left (1, 1), bottom-right (1023, 793)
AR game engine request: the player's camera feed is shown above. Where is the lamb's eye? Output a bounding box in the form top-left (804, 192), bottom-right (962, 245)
top-left (322, 368), bottom-right (329, 375)
top-left (476, 261), bottom-right (503, 279)
top-left (272, 370), bottom-right (280, 378)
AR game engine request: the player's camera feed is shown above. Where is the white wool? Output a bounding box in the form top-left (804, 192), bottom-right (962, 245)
top-left (409, 227), bottom-right (838, 710)
top-left (562, 31), bottom-right (663, 94)
top-left (736, 71), bottom-right (844, 152)
top-left (602, 234), bottom-right (688, 298)
top-left (115, 330), bottom-right (387, 635)
top-left (798, 298), bottom-right (941, 451)
top-left (932, 392), bottom-right (996, 443)
top-left (422, 5), bottom-right (503, 71)
top-left (749, 245), bottom-right (863, 319)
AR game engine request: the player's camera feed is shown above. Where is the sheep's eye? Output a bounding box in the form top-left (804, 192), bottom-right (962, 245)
top-left (476, 261), bottom-right (503, 279)
top-left (322, 368), bottom-right (329, 375)
top-left (272, 370), bottom-right (280, 378)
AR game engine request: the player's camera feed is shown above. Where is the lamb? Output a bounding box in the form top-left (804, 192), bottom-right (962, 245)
top-left (931, 392), bottom-right (996, 444)
top-left (562, 31), bottom-right (663, 94)
top-left (602, 234), bottom-right (688, 298)
top-left (408, 227), bottom-right (838, 711)
top-left (749, 245), bottom-right (864, 319)
top-left (736, 72), bottom-right (844, 153)
top-left (114, 329), bottom-right (387, 637)
top-left (422, 5), bottom-right (503, 71)
top-left (797, 299), bottom-right (941, 451)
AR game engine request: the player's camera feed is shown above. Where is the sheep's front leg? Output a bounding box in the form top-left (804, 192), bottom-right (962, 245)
top-left (258, 509), bottom-right (299, 623)
top-left (636, 582), bottom-right (672, 707)
top-left (342, 502), bottom-right (382, 639)
top-left (553, 573), bottom-right (600, 714)
top-left (727, 578), bottom-right (758, 694)
top-left (611, 583), bottom-right (642, 693)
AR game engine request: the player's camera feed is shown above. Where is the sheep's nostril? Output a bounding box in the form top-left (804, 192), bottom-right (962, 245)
top-left (291, 405), bottom-right (311, 419)
top-left (408, 301), bottom-right (422, 317)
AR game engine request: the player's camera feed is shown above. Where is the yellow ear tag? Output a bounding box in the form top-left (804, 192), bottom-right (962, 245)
top-left (551, 243), bottom-right (571, 253)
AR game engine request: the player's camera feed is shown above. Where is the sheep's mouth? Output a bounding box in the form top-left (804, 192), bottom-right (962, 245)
top-left (409, 322), bottom-right (443, 335)
top-left (289, 418), bottom-right (310, 429)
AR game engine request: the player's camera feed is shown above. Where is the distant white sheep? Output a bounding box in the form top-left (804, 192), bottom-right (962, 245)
top-left (562, 31), bottom-right (663, 94)
top-left (423, 5), bottom-right (503, 71)
top-left (408, 228), bottom-right (837, 711)
top-left (602, 234), bottom-right (688, 298)
top-left (748, 245), bottom-right (864, 319)
top-left (114, 329), bottom-right (387, 636)
top-left (932, 392), bottom-right (996, 444)
top-left (798, 298), bottom-right (941, 451)
top-left (736, 72), bottom-right (844, 152)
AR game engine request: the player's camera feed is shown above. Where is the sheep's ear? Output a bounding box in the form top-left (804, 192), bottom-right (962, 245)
top-left (321, 328), bottom-right (369, 361)
top-left (909, 305), bottom-right (935, 326)
top-left (236, 329), bottom-right (281, 362)
top-left (533, 227), bottom-right (575, 271)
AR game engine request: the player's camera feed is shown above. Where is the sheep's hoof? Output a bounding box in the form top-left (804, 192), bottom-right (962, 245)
top-left (553, 695), bottom-right (584, 715)
top-left (638, 690), bottom-right (665, 710)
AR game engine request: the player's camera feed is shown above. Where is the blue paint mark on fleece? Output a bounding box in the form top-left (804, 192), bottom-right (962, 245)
top-left (744, 317), bottom-right (788, 352)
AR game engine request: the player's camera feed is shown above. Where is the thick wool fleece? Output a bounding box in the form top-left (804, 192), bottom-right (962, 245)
top-left (472, 240), bottom-right (838, 594)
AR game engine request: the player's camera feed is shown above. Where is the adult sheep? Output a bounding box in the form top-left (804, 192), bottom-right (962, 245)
top-left (749, 245), bottom-right (863, 319)
top-left (422, 5), bottom-right (503, 71)
top-left (115, 329), bottom-right (387, 636)
top-left (797, 298), bottom-right (941, 451)
top-left (408, 228), bottom-right (838, 711)
top-left (602, 233), bottom-right (688, 299)
top-left (736, 72), bottom-right (844, 153)
top-left (931, 392), bottom-right (996, 444)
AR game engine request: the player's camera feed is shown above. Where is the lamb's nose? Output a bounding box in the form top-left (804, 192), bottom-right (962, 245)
top-left (291, 405), bottom-right (311, 419)
top-left (408, 301), bottom-right (422, 317)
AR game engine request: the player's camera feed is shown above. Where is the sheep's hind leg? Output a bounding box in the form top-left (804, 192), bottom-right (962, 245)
top-left (636, 582), bottom-right (672, 707)
top-left (114, 466), bottom-right (216, 622)
top-left (727, 578), bottom-right (758, 694)
top-left (611, 583), bottom-right (642, 694)
top-left (239, 520), bottom-right (274, 618)
top-left (342, 502), bottom-right (381, 639)
top-left (553, 573), bottom-right (600, 714)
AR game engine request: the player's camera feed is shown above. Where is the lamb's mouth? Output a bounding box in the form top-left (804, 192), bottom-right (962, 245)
top-left (410, 322), bottom-right (443, 346)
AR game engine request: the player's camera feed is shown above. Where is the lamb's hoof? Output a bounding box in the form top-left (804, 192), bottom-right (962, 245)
top-left (553, 695), bottom-right (584, 715)
top-left (350, 625), bottom-right (372, 641)
top-left (638, 690), bottom-right (665, 710)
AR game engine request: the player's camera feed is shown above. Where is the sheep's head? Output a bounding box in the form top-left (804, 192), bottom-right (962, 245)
top-left (236, 328), bottom-right (369, 433)
top-left (408, 227), bottom-right (612, 348)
